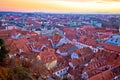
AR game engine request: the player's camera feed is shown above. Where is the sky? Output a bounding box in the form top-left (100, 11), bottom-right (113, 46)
top-left (0, 0), bottom-right (120, 13)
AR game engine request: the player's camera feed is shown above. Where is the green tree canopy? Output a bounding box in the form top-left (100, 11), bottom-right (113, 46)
top-left (63, 77), bottom-right (70, 80)
top-left (0, 39), bottom-right (9, 63)
top-left (0, 39), bottom-right (5, 46)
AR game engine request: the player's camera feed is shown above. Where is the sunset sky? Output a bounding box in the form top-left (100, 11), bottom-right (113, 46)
top-left (0, 0), bottom-right (120, 13)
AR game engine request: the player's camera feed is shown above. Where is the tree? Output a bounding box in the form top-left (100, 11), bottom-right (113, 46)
top-left (20, 53), bottom-right (47, 79)
top-left (30, 56), bottom-right (47, 79)
top-left (0, 39), bottom-right (4, 46)
top-left (8, 66), bottom-right (34, 80)
top-left (0, 39), bottom-right (9, 64)
top-left (63, 77), bottom-right (70, 80)
top-left (0, 66), bottom-right (9, 80)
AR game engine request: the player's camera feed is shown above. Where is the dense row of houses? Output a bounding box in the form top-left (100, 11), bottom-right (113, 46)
top-left (0, 25), bottom-right (120, 80)
top-left (0, 13), bottom-right (120, 80)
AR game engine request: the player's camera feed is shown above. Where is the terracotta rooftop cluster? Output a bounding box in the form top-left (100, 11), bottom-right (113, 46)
top-left (0, 26), bottom-right (120, 80)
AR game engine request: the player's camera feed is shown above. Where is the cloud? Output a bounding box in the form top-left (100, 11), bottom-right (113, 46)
top-left (64, 0), bottom-right (120, 2)
top-left (102, 0), bottom-right (120, 2)
top-left (64, 0), bottom-right (98, 2)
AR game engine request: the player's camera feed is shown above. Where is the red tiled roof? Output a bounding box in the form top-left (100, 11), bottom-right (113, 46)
top-left (51, 57), bottom-right (68, 73)
top-left (69, 57), bottom-right (84, 66)
top-left (38, 47), bottom-right (57, 63)
top-left (102, 44), bottom-right (120, 52)
top-left (26, 31), bottom-right (38, 36)
top-left (57, 43), bottom-right (73, 53)
top-left (75, 47), bottom-right (93, 56)
top-left (88, 70), bottom-right (113, 80)
top-left (51, 34), bottom-right (62, 44)
top-left (8, 38), bottom-right (30, 54)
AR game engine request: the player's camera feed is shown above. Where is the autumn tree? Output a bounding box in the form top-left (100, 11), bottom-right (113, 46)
top-left (8, 66), bottom-right (34, 80)
top-left (18, 53), bottom-right (47, 79)
top-left (21, 53), bottom-right (34, 68)
top-left (0, 66), bottom-right (9, 80)
top-left (30, 56), bottom-right (47, 79)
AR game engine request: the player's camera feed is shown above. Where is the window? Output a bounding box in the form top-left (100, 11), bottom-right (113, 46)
top-left (57, 72), bottom-right (59, 74)
top-left (115, 38), bottom-right (118, 43)
top-left (111, 38), bottom-right (114, 41)
top-left (66, 68), bottom-right (68, 70)
top-left (63, 69), bottom-right (66, 72)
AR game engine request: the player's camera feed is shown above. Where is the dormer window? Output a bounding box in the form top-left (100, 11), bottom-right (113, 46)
top-left (115, 38), bottom-right (118, 43)
top-left (63, 69), bottom-right (66, 72)
top-left (111, 38), bottom-right (114, 41)
top-left (57, 72), bottom-right (59, 74)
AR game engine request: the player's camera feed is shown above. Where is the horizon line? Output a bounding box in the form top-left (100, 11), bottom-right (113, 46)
top-left (0, 11), bottom-right (120, 14)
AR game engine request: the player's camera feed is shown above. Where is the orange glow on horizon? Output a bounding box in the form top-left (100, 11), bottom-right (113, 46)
top-left (0, 0), bottom-right (120, 13)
